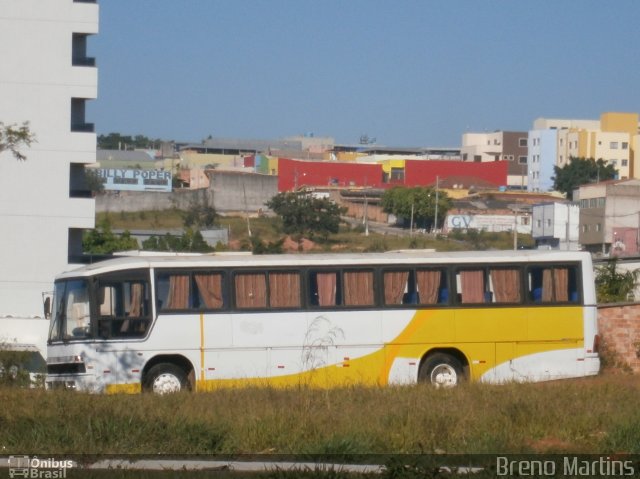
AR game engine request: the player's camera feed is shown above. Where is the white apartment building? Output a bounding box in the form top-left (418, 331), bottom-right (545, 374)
top-left (0, 0), bottom-right (98, 354)
top-left (531, 203), bottom-right (580, 250)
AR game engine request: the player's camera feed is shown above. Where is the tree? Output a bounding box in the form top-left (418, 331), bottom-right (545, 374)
top-left (83, 217), bottom-right (139, 254)
top-left (552, 157), bottom-right (617, 200)
top-left (381, 186), bottom-right (451, 230)
top-left (97, 132), bottom-right (161, 150)
top-left (266, 192), bottom-right (346, 241)
top-left (0, 121), bottom-right (36, 161)
top-left (182, 196), bottom-right (217, 229)
top-left (141, 229), bottom-right (212, 253)
top-left (84, 168), bottom-right (105, 194)
top-left (595, 259), bottom-right (639, 303)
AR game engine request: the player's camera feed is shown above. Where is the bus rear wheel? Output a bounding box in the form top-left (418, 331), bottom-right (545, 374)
top-left (419, 353), bottom-right (464, 388)
top-left (143, 363), bottom-right (188, 394)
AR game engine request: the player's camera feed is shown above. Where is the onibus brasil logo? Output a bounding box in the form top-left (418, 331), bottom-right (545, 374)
top-left (8, 456), bottom-right (74, 478)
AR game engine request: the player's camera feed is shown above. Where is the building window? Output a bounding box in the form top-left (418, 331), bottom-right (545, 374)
top-left (536, 220), bottom-right (541, 228)
top-left (474, 155), bottom-right (481, 162)
top-left (596, 224), bottom-right (602, 232)
top-left (519, 138), bottom-right (527, 147)
top-left (622, 142), bottom-right (629, 150)
top-left (546, 219), bottom-right (551, 227)
top-left (71, 98), bottom-right (94, 132)
top-left (521, 217), bottom-right (530, 225)
top-left (589, 198), bottom-right (597, 208)
top-left (597, 197), bottom-right (606, 207)
top-left (580, 199), bottom-right (588, 208)
top-left (518, 156), bottom-right (527, 164)
top-left (610, 159), bottom-right (617, 166)
top-left (622, 159), bottom-right (628, 167)
top-left (610, 142), bottom-right (618, 149)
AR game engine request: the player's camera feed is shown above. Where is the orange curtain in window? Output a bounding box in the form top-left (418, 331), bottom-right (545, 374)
top-left (490, 269), bottom-right (521, 303)
top-left (344, 271), bottom-right (374, 306)
top-left (194, 273), bottom-right (223, 309)
top-left (416, 270), bottom-right (441, 304)
top-left (167, 275), bottom-right (190, 309)
top-left (460, 270), bottom-right (484, 303)
top-left (129, 283), bottom-right (144, 317)
top-left (235, 273), bottom-right (267, 308)
top-left (269, 272), bottom-right (301, 308)
top-left (384, 271), bottom-right (409, 305)
top-left (316, 272), bottom-right (337, 306)
top-left (554, 268), bottom-right (569, 302)
top-left (542, 269), bottom-right (554, 302)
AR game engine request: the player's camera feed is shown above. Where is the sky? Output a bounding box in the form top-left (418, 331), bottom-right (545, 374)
top-left (89, 0), bottom-right (640, 147)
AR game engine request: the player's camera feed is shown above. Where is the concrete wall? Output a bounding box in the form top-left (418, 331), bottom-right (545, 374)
top-left (96, 171), bottom-right (278, 214)
top-left (210, 171), bottom-right (278, 212)
top-left (96, 189), bottom-right (212, 213)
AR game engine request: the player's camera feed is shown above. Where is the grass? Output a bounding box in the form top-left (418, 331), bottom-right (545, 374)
top-left (97, 211), bottom-right (535, 253)
top-left (1, 373), bottom-right (638, 456)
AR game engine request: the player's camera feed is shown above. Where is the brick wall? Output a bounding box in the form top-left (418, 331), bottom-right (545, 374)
top-left (598, 303), bottom-right (640, 372)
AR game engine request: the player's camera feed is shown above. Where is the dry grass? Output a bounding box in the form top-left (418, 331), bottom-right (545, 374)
top-left (2, 373), bottom-right (639, 456)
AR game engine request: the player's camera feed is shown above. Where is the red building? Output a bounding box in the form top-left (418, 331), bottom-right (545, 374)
top-left (277, 158), bottom-right (509, 192)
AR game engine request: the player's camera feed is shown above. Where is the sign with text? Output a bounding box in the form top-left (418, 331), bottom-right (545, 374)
top-left (96, 169), bottom-right (172, 192)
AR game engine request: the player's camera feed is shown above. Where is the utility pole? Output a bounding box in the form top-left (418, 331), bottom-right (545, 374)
top-left (410, 201), bottom-right (414, 237)
top-left (434, 175), bottom-right (439, 234)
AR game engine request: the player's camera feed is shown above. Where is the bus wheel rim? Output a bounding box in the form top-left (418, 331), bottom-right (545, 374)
top-left (153, 373), bottom-right (181, 394)
top-left (431, 364), bottom-right (457, 387)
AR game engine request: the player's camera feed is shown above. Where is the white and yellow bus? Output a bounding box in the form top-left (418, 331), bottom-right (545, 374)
top-left (45, 250), bottom-right (600, 393)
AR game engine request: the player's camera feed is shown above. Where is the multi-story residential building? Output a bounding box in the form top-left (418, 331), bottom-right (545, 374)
top-left (0, 0), bottom-right (98, 353)
top-left (576, 179), bottom-right (640, 255)
top-left (461, 131), bottom-right (528, 189)
top-left (531, 113), bottom-right (640, 193)
top-left (527, 129), bottom-right (557, 192)
top-left (531, 202), bottom-right (580, 250)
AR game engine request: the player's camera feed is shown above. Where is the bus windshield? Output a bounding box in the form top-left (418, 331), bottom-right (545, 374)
top-left (48, 279), bottom-right (91, 341)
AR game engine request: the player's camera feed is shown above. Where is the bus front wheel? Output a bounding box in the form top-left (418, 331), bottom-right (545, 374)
top-left (143, 363), bottom-right (188, 394)
top-left (419, 353), bottom-right (464, 388)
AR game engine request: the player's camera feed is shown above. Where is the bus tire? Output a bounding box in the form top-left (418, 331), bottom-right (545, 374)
top-left (143, 363), bottom-right (188, 394)
top-left (419, 353), bottom-right (464, 388)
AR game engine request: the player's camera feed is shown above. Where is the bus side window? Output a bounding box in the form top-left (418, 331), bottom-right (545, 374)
top-left (528, 266), bottom-right (578, 303)
top-left (489, 268), bottom-right (521, 304)
top-left (344, 270), bottom-right (374, 306)
top-left (456, 269), bottom-right (485, 304)
top-left (156, 273), bottom-right (190, 311)
top-left (268, 271), bottom-right (301, 309)
top-left (416, 269), bottom-right (445, 305)
top-left (235, 272), bottom-right (267, 309)
top-left (194, 272), bottom-right (224, 310)
top-left (309, 271), bottom-right (340, 307)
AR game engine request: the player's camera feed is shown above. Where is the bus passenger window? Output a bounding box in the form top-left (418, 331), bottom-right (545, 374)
top-left (268, 271), bottom-right (301, 308)
top-left (457, 269), bottom-right (485, 304)
top-left (489, 268), bottom-right (521, 304)
top-left (157, 273), bottom-right (190, 310)
top-left (383, 270), bottom-right (410, 305)
top-left (309, 271), bottom-right (340, 307)
top-left (416, 269), bottom-right (446, 305)
top-left (235, 273), bottom-right (267, 309)
top-left (344, 270), bottom-right (374, 306)
top-left (528, 266), bottom-right (578, 303)
top-left (194, 272), bottom-right (224, 309)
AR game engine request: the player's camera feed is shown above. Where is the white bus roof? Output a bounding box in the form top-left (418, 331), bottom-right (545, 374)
top-left (56, 250), bottom-right (592, 280)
